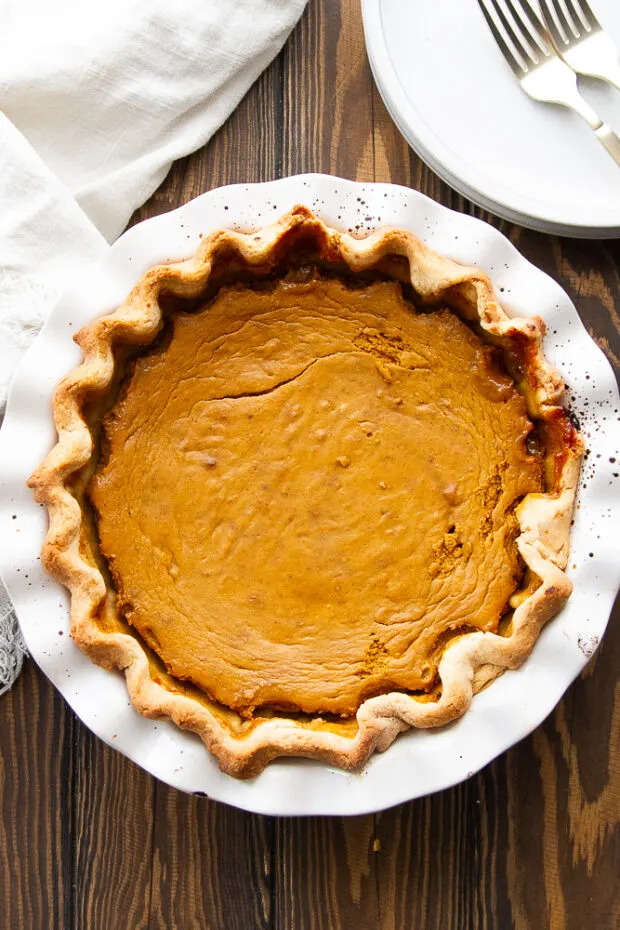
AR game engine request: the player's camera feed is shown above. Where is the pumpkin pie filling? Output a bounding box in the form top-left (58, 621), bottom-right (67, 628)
top-left (89, 271), bottom-right (544, 718)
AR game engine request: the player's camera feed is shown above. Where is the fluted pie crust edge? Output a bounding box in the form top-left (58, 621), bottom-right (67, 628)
top-left (28, 207), bottom-right (582, 777)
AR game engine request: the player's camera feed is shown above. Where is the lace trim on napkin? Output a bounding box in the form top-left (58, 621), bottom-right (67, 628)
top-left (0, 595), bottom-right (27, 697)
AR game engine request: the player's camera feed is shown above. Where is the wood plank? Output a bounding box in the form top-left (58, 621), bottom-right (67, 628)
top-left (148, 788), bottom-right (273, 930)
top-left (69, 719), bottom-right (155, 930)
top-left (0, 663), bottom-right (71, 930)
top-left (273, 815), bottom-right (380, 930)
top-left (507, 603), bottom-right (620, 930)
top-left (374, 777), bottom-right (491, 930)
top-left (283, 0), bottom-right (374, 180)
top-left (0, 661), bottom-right (157, 930)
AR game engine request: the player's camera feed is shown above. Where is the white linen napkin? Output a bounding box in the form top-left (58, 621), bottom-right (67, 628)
top-left (0, 0), bottom-right (307, 695)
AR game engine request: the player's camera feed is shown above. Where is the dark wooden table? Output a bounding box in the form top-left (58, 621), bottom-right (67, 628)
top-left (1, 2), bottom-right (619, 927)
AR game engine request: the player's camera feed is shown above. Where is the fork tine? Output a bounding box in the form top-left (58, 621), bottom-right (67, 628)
top-left (479, 0), bottom-right (528, 76)
top-left (547, 0), bottom-right (579, 43)
top-left (486, 0), bottom-right (539, 70)
top-left (540, 0), bottom-right (571, 48)
top-left (564, 0), bottom-right (595, 34)
top-left (505, 0), bottom-right (550, 57)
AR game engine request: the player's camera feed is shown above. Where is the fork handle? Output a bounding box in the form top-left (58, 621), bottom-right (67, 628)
top-left (594, 123), bottom-right (620, 167)
top-left (564, 92), bottom-right (620, 166)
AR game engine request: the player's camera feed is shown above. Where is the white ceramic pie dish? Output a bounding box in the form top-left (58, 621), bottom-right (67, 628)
top-left (1, 174), bottom-right (619, 816)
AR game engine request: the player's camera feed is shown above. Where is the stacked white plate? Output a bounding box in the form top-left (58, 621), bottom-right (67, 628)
top-left (362, 0), bottom-right (620, 237)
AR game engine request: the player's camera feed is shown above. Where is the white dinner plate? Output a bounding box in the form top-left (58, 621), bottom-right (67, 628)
top-left (362, 0), bottom-right (620, 237)
top-left (1, 175), bottom-right (619, 815)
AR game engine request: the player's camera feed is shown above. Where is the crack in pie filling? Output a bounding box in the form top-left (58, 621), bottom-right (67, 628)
top-left (29, 207), bottom-right (582, 776)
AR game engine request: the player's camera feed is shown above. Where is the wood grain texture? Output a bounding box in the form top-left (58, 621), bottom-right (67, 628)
top-left (1, 0), bottom-right (619, 927)
top-left (148, 784), bottom-right (273, 930)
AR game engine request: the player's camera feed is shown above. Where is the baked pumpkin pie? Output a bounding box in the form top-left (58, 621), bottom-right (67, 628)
top-left (28, 206), bottom-right (582, 776)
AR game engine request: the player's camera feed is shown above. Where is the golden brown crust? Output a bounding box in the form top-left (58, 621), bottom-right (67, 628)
top-left (28, 206), bottom-right (583, 777)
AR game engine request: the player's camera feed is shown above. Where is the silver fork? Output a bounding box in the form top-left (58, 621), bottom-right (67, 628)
top-left (478, 0), bottom-right (620, 165)
top-left (540, 0), bottom-right (620, 91)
